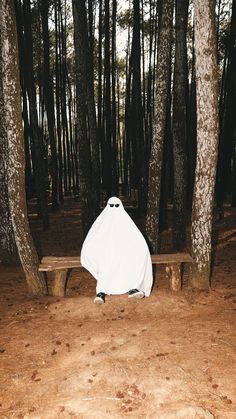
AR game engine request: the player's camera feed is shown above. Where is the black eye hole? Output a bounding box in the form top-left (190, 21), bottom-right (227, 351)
top-left (109, 203), bottom-right (120, 207)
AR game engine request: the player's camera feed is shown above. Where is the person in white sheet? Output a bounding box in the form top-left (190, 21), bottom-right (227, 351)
top-left (81, 196), bottom-right (153, 304)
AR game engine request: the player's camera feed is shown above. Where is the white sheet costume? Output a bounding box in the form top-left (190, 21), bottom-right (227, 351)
top-left (81, 197), bottom-right (153, 296)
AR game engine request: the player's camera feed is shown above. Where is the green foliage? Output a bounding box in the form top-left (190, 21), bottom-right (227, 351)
top-left (117, 8), bottom-right (133, 29)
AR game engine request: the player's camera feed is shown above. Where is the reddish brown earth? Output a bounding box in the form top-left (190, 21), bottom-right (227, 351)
top-left (0, 199), bottom-right (236, 419)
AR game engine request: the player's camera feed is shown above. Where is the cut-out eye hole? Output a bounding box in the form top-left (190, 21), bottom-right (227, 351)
top-left (109, 203), bottom-right (120, 207)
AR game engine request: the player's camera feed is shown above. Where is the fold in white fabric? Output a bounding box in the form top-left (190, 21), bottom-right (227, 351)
top-left (81, 197), bottom-right (153, 296)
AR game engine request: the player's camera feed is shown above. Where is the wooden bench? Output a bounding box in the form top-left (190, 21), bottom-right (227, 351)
top-left (39, 253), bottom-right (193, 297)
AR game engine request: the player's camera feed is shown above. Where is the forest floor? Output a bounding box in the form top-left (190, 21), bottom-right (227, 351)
top-left (0, 198), bottom-right (236, 419)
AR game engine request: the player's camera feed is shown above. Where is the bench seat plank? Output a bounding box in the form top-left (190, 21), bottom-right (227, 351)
top-left (151, 253), bottom-right (193, 264)
top-left (39, 253), bottom-right (192, 270)
top-left (39, 261), bottom-right (81, 271)
top-left (41, 256), bottom-right (81, 263)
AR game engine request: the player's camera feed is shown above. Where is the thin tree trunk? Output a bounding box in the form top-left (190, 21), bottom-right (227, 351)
top-left (146, 0), bottom-right (174, 252)
top-left (124, 18), bottom-right (132, 196)
top-left (15, 0), bottom-right (33, 199)
top-left (172, 0), bottom-right (189, 249)
top-left (22, 0), bottom-right (49, 229)
top-left (41, 0), bottom-right (59, 210)
top-left (186, 29), bottom-right (197, 211)
top-left (159, 94), bottom-right (172, 232)
top-left (84, 0), bottom-right (100, 213)
top-left (104, 0), bottom-right (112, 197)
top-left (72, 0), bottom-right (93, 236)
top-left (66, 70), bottom-right (76, 197)
top-left (130, 0), bottom-right (146, 214)
top-left (111, 0), bottom-right (118, 193)
top-left (146, 1), bottom-right (156, 159)
top-left (216, 0), bottom-right (236, 211)
top-left (97, 0), bottom-right (104, 194)
top-left (60, 5), bottom-right (71, 195)
top-left (189, 0), bottom-right (219, 289)
top-left (54, 0), bottom-right (63, 204)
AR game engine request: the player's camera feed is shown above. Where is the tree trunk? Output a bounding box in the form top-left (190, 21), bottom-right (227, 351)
top-left (41, 0), bottom-right (59, 211)
top-left (60, 6), bottom-right (71, 196)
top-left (216, 0), bottom-right (236, 211)
top-left (189, 0), bottom-right (219, 289)
top-left (146, 1), bottom-right (157, 160)
top-left (0, 0), bottom-right (47, 295)
top-left (130, 0), bottom-right (146, 214)
top-left (0, 23), bottom-right (19, 265)
top-left (187, 42), bottom-right (197, 211)
top-left (172, 0), bottom-right (189, 249)
top-left (54, 0), bottom-right (64, 204)
top-left (22, 0), bottom-right (49, 230)
top-left (104, 0), bottom-right (113, 197)
top-left (81, 0), bottom-right (100, 214)
top-left (124, 24), bottom-right (132, 196)
top-left (111, 0), bottom-right (118, 193)
top-left (146, 0), bottom-right (174, 252)
top-left (72, 0), bottom-right (93, 236)
top-left (97, 0), bottom-right (103, 194)
top-left (15, 0), bottom-right (34, 199)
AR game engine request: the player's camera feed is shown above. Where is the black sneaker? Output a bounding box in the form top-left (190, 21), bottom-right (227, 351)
top-left (128, 289), bottom-right (144, 299)
top-left (94, 292), bottom-right (106, 304)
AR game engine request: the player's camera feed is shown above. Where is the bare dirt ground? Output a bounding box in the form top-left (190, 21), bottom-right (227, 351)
top-left (0, 199), bottom-right (236, 419)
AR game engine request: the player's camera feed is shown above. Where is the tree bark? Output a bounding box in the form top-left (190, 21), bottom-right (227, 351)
top-left (104, 0), bottom-right (113, 197)
top-left (97, 0), bottom-right (103, 194)
top-left (172, 0), bottom-right (189, 249)
top-left (41, 0), bottom-right (59, 210)
top-left (111, 0), bottom-right (118, 194)
top-left (22, 0), bottom-right (49, 230)
top-left (187, 42), bottom-right (197, 211)
top-left (60, 5), bottom-right (71, 196)
top-left (189, 0), bottom-right (219, 289)
top-left (54, 0), bottom-right (64, 204)
top-left (146, 0), bottom-right (174, 252)
top-left (0, 0), bottom-right (47, 295)
top-left (0, 21), bottom-right (19, 265)
top-left (216, 0), bottom-right (236, 211)
top-left (130, 0), bottom-right (146, 214)
top-left (72, 0), bottom-right (94, 236)
top-left (83, 0), bottom-right (100, 213)
top-left (15, 0), bottom-right (34, 199)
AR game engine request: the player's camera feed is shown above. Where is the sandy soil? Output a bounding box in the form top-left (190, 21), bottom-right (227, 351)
top-left (0, 200), bottom-right (236, 419)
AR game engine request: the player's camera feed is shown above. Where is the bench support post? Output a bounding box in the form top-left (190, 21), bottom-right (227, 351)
top-left (51, 269), bottom-right (68, 297)
top-left (166, 263), bottom-right (181, 291)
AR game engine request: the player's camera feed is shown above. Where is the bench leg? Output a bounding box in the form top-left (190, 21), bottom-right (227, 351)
top-left (166, 263), bottom-right (181, 291)
top-left (51, 269), bottom-right (68, 297)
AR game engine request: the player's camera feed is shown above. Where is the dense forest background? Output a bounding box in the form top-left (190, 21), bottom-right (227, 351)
top-left (0, 0), bottom-right (235, 293)
top-left (13, 0), bottom-right (235, 215)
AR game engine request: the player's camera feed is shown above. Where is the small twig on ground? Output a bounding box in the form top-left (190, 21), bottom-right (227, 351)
top-left (79, 396), bottom-right (121, 401)
top-left (175, 365), bottom-right (198, 383)
top-left (217, 338), bottom-right (236, 351)
top-left (6, 320), bottom-right (20, 327)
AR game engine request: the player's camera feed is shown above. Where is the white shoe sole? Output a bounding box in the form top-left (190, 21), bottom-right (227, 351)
top-left (94, 296), bottom-right (105, 304)
top-left (128, 291), bottom-right (144, 300)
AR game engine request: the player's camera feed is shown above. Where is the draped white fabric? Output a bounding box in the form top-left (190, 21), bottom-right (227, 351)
top-left (81, 197), bottom-right (153, 296)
